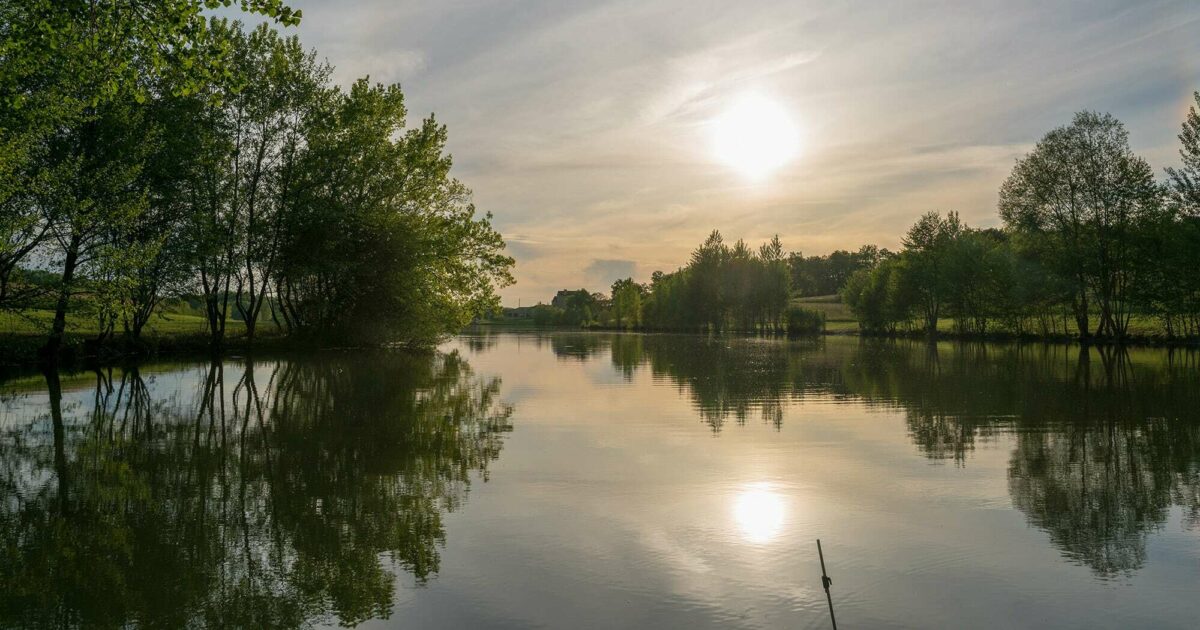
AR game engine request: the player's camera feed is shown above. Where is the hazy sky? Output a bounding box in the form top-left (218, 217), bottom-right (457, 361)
top-left (267, 0), bottom-right (1200, 304)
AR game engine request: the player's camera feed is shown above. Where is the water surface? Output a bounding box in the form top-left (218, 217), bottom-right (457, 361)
top-left (2, 333), bottom-right (1198, 628)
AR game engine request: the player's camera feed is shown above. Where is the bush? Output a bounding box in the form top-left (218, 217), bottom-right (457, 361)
top-left (784, 305), bottom-right (825, 337)
top-left (531, 304), bottom-right (566, 326)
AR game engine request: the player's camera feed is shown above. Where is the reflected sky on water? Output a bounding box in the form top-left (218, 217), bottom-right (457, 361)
top-left (2, 333), bottom-right (1199, 628)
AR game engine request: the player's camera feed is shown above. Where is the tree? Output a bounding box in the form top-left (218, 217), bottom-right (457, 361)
top-left (642, 269), bottom-right (689, 330)
top-left (687, 230), bottom-right (729, 332)
top-left (757, 235), bottom-right (790, 332)
top-left (842, 258), bottom-right (911, 334)
top-left (788, 245), bottom-right (884, 297)
top-left (224, 24), bottom-right (330, 341)
top-left (2, 2), bottom-right (303, 355)
top-left (1156, 92), bottom-right (1200, 337)
top-left (635, 232), bottom-right (792, 334)
top-left (999, 111), bottom-right (1162, 340)
top-left (1166, 92), bottom-right (1200, 212)
top-left (611, 278), bottom-right (644, 329)
top-left (115, 94), bottom-right (210, 339)
top-left (900, 211), bottom-right (963, 334)
top-left (272, 78), bottom-right (513, 343)
top-left (0, 148), bottom-right (46, 310)
top-left (38, 100), bottom-right (151, 354)
top-left (1, 2), bottom-right (301, 112)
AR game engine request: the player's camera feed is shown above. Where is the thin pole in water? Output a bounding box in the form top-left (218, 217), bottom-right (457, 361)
top-left (817, 539), bottom-right (838, 630)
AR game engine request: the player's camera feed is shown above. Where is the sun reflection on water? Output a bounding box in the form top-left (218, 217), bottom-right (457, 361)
top-left (732, 483), bottom-right (786, 544)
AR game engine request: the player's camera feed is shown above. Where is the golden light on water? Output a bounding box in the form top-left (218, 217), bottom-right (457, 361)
top-left (710, 93), bottom-right (800, 180)
top-left (732, 483), bottom-right (786, 544)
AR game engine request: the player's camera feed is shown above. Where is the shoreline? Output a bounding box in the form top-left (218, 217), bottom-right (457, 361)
top-left (472, 320), bottom-right (1200, 349)
top-left (0, 331), bottom-right (434, 376)
top-left (5, 322), bottom-right (1198, 376)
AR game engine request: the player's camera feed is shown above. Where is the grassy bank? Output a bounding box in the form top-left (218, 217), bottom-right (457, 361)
top-left (0, 308), bottom-right (212, 337)
top-left (791, 295), bottom-right (1195, 345)
top-left (0, 308), bottom-right (295, 368)
top-left (792, 295), bottom-right (858, 332)
top-left (479, 294), bottom-right (1198, 346)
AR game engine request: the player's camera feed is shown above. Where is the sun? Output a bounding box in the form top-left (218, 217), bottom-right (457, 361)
top-left (710, 93), bottom-right (800, 181)
top-left (732, 483), bottom-right (787, 544)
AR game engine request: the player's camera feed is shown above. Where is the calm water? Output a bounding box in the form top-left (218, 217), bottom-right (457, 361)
top-left (2, 332), bottom-right (1199, 629)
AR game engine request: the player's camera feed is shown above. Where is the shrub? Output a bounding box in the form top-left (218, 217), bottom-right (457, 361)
top-left (784, 305), bottom-right (825, 337)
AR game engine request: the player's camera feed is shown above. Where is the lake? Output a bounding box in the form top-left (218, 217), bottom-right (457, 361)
top-left (2, 332), bottom-right (1198, 629)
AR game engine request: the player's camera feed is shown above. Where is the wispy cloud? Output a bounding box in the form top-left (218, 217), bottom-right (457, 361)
top-left (279, 0), bottom-right (1200, 301)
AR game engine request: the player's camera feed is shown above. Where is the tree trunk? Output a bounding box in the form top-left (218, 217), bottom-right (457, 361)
top-left (43, 234), bottom-right (82, 359)
top-left (1073, 288), bottom-right (1090, 340)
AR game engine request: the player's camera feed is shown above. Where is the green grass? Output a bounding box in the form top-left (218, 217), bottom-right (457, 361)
top-left (792, 295), bottom-right (856, 325)
top-left (788, 295), bottom-right (1180, 338)
top-left (1, 309), bottom-right (231, 337)
top-left (474, 317), bottom-right (538, 327)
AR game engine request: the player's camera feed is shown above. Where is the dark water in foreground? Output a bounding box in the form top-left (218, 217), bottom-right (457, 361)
top-left (2, 332), bottom-right (1199, 629)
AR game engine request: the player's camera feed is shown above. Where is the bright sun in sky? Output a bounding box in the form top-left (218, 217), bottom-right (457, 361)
top-left (710, 93), bottom-right (800, 181)
top-left (732, 483), bottom-right (787, 544)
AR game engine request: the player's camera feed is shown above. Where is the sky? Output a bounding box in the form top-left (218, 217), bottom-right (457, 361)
top-left (260, 0), bottom-right (1200, 305)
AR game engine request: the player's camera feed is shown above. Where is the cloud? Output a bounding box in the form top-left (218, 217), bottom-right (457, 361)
top-left (583, 259), bottom-right (637, 288)
top-left (272, 0), bottom-right (1200, 304)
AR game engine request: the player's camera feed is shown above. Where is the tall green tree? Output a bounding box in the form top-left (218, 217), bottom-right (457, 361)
top-left (900, 211), bottom-right (963, 334)
top-left (999, 111), bottom-right (1162, 339)
top-left (273, 79), bottom-right (513, 343)
top-left (686, 230), bottom-right (729, 332)
top-left (39, 101), bottom-right (151, 354)
top-left (756, 235), bottom-right (790, 332)
top-left (610, 278), bottom-right (644, 329)
top-left (842, 257), bottom-right (911, 334)
top-left (2, 1), bottom-right (302, 354)
top-left (1156, 92), bottom-right (1200, 336)
top-left (222, 24), bottom-right (329, 341)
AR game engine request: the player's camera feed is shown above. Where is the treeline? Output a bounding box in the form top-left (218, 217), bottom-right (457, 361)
top-left (788, 246), bottom-right (888, 297)
top-left (1, 2), bottom-right (513, 354)
top-left (529, 102), bottom-right (1200, 343)
top-left (530, 233), bottom-right (823, 334)
top-left (842, 106), bottom-right (1200, 341)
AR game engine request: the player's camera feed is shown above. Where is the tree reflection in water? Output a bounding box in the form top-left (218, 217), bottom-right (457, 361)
top-left (564, 333), bottom-right (1200, 578)
top-left (0, 351), bottom-right (512, 628)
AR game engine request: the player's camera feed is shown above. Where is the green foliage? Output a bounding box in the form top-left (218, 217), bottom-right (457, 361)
top-left (841, 258), bottom-right (910, 333)
top-left (1155, 92), bottom-right (1200, 337)
top-left (1, 1), bottom-right (301, 110)
top-left (610, 278), bottom-right (644, 329)
top-left (551, 289), bottom-right (603, 326)
top-left (838, 109), bottom-right (1199, 342)
top-left (262, 74), bottom-right (512, 344)
top-left (999, 111), bottom-right (1163, 339)
top-left (531, 304), bottom-right (566, 327)
top-left (900, 211), bottom-right (964, 333)
top-left (0, 8), bottom-right (513, 351)
top-left (1, 1), bottom-right (302, 322)
top-left (783, 305), bottom-right (825, 336)
top-left (788, 245), bottom-right (887, 297)
top-left (640, 231), bottom-right (793, 333)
